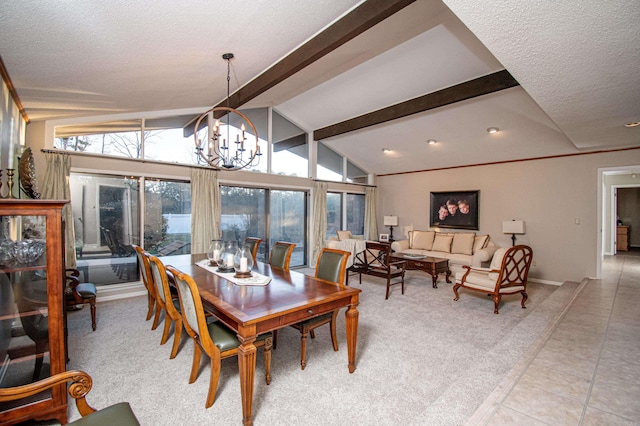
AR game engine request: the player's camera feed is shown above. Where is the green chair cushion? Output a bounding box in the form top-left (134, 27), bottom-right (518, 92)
top-left (70, 402), bottom-right (140, 426)
top-left (208, 321), bottom-right (272, 352)
top-left (299, 312), bottom-right (333, 327)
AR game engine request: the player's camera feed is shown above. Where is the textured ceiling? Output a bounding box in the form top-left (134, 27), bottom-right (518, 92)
top-left (1, 0), bottom-right (638, 175)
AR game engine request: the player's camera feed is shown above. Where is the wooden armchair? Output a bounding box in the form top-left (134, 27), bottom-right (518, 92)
top-left (349, 241), bottom-right (406, 299)
top-left (268, 241), bottom-right (296, 269)
top-left (0, 370), bottom-right (140, 425)
top-left (453, 245), bottom-right (533, 314)
top-left (244, 237), bottom-right (262, 262)
top-left (133, 244), bottom-right (156, 323)
top-left (148, 255), bottom-right (183, 359)
top-left (65, 269), bottom-right (98, 331)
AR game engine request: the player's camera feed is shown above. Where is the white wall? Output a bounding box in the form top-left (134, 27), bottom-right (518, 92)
top-left (377, 149), bottom-right (640, 284)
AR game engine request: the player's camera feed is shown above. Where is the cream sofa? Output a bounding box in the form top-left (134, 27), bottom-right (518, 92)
top-left (390, 230), bottom-right (498, 275)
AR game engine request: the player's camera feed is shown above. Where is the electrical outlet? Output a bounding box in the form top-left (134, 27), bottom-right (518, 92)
top-left (532, 260), bottom-right (537, 267)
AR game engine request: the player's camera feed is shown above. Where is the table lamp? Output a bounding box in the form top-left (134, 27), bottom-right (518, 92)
top-left (384, 215), bottom-right (399, 241)
top-left (502, 220), bottom-right (525, 246)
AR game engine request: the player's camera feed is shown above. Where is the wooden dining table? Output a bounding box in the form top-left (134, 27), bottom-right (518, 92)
top-left (168, 254), bottom-right (361, 425)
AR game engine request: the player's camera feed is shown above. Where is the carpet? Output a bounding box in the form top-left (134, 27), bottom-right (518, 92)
top-left (65, 269), bottom-right (577, 425)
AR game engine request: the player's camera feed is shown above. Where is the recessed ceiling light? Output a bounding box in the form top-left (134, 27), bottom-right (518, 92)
top-left (382, 148), bottom-right (391, 153)
top-left (625, 122), bottom-right (640, 127)
top-left (486, 127), bottom-right (500, 134)
top-left (427, 139), bottom-right (437, 145)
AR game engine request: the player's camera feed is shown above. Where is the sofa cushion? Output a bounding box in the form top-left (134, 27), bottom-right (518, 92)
top-left (451, 232), bottom-right (476, 255)
top-left (410, 230), bottom-right (435, 250)
top-left (431, 234), bottom-right (453, 253)
top-left (336, 230), bottom-right (352, 241)
top-left (473, 235), bottom-right (490, 253)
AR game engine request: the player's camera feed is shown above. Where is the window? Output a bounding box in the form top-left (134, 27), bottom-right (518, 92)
top-left (326, 192), bottom-right (365, 238)
top-left (143, 115), bottom-right (201, 165)
top-left (347, 161), bottom-right (368, 184)
top-left (326, 192), bottom-right (342, 239)
top-left (144, 179), bottom-right (191, 255)
top-left (221, 185), bottom-right (308, 266)
top-left (55, 120), bottom-right (143, 159)
top-left (346, 193), bottom-right (365, 235)
top-left (317, 142), bottom-right (343, 181)
top-left (271, 110), bottom-right (308, 177)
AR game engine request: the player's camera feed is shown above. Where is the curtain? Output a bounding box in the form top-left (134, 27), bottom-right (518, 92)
top-left (42, 152), bottom-right (77, 269)
top-left (364, 186), bottom-right (378, 241)
top-left (190, 168), bottom-right (221, 254)
top-left (310, 182), bottom-right (328, 267)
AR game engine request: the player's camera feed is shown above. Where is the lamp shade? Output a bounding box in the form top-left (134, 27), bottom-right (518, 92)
top-left (384, 215), bottom-right (398, 226)
top-left (502, 220), bottom-right (525, 234)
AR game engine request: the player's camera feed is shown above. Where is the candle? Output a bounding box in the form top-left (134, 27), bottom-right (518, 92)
top-left (7, 144), bottom-right (14, 169)
top-left (240, 257), bottom-right (248, 272)
top-left (213, 249), bottom-right (220, 261)
top-left (226, 253), bottom-right (234, 267)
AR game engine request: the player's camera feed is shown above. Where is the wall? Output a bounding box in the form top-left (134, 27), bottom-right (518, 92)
top-left (377, 149), bottom-right (640, 284)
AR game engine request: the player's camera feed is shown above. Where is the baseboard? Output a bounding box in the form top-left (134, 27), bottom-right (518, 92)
top-left (529, 277), bottom-right (563, 286)
top-left (96, 281), bottom-right (147, 302)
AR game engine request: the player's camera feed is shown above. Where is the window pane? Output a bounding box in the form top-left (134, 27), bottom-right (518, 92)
top-left (346, 193), bottom-right (365, 235)
top-left (70, 173), bottom-right (140, 285)
top-left (272, 110), bottom-right (308, 177)
top-left (144, 115), bottom-right (201, 165)
top-left (239, 108), bottom-right (268, 173)
top-left (220, 186), bottom-right (267, 261)
top-left (55, 120), bottom-right (143, 159)
top-left (347, 160), bottom-right (368, 184)
top-left (326, 192), bottom-right (342, 239)
top-left (270, 190), bottom-right (307, 266)
top-left (317, 142), bottom-right (343, 181)
top-left (144, 179), bottom-right (191, 256)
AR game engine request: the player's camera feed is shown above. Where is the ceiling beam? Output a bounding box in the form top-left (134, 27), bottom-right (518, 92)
top-left (313, 69), bottom-right (519, 140)
top-left (214, 0), bottom-right (417, 118)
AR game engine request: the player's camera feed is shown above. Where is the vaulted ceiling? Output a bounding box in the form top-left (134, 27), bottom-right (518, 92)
top-left (1, 0), bottom-right (638, 175)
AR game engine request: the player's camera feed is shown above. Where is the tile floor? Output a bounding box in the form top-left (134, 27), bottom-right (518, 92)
top-left (471, 250), bottom-right (640, 425)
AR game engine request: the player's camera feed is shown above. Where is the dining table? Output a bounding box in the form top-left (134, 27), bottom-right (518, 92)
top-left (168, 254), bottom-right (361, 426)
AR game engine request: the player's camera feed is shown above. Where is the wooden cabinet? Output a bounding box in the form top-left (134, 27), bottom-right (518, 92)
top-left (0, 200), bottom-right (69, 425)
top-left (617, 226), bottom-right (630, 252)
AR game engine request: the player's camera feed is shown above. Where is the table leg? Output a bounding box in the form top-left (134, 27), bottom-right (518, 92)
top-left (238, 334), bottom-right (257, 426)
top-left (345, 295), bottom-right (359, 373)
top-left (431, 273), bottom-right (438, 288)
top-left (445, 268), bottom-right (452, 283)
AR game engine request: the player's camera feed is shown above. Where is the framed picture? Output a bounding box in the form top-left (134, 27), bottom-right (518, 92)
top-left (430, 190), bottom-right (479, 230)
top-left (379, 233), bottom-right (389, 242)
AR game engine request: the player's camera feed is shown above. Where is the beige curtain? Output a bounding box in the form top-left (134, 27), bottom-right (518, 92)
top-left (310, 182), bottom-right (328, 267)
top-left (42, 152), bottom-right (76, 269)
top-left (190, 168), bottom-right (221, 254)
top-left (364, 186), bottom-right (379, 241)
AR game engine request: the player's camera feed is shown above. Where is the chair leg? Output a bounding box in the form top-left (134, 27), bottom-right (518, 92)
top-left (146, 293), bottom-right (155, 321)
top-left (89, 298), bottom-right (97, 331)
top-left (189, 344), bottom-right (202, 384)
top-left (264, 336), bottom-right (272, 385)
top-left (151, 303), bottom-right (162, 330)
top-left (385, 277), bottom-right (391, 300)
top-left (453, 283), bottom-right (462, 301)
top-left (160, 311), bottom-right (171, 345)
top-left (401, 271), bottom-right (405, 295)
top-left (310, 330), bottom-right (316, 339)
top-left (493, 294), bottom-right (501, 314)
top-left (272, 329), bottom-right (278, 350)
top-left (206, 357), bottom-right (221, 408)
top-left (169, 318), bottom-right (182, 359)
top-left (300, 330), bottom-right (308, 370)
top-left (329, 312), bottom-right (339, 352)
top-left (521, 291), bottom-right (528, 309)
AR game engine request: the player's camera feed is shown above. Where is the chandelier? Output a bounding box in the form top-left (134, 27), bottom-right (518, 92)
top-left (194, 53), bottom-right (262, 170)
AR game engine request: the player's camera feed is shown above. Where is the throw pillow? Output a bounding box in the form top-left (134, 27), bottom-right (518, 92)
top-left (451, 232), bottom-right (476, 255)
top-left (410, 230), bottom-right (435, 250)
top-left (336, 230), bottom-right (352, 241)
top-left (431, 234), bottom-right (454, 253)
top-left (473, 235), bottom-right (490, 254)
top-left (488, 247), bottom-right (508, 280)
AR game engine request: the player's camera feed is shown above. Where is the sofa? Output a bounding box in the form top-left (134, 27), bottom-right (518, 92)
top-left (390, 230), bottom-right (498, 275)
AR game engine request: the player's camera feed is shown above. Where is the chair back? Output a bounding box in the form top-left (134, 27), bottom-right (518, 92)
top-left (244, 237), bottom-right (262, 262)
top-left (165, 266), bottom-right (216, 353)
top-left (133, 245), bottom-right (155, 297)
top-left (148, 255), bottom-right (172, 307)
top-left (315, 248), bottom-right (351, 284)
top-left (269, 242), bottom-right (296, 270)
top-left (497, 245), bottom-right (533, 288)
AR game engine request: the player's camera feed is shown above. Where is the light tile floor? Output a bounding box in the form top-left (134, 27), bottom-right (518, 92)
top-left (472, 250), bottom-right (640, 425)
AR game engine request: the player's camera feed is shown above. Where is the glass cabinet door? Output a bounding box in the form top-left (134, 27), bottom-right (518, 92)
top-left (0, 214), bottom-right (50, 406)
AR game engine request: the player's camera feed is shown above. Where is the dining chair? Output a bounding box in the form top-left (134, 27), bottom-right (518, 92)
top-left (147, 255), bottom-right (183, 359)
top-left (166, 266), bottom-right (273, 409)
top-left (268, 241), bottom-right (296, 269)
top-left (133, 244), bottom-right (156, 323)
top-left (290, 248), bottom-right (351, 370)
top-left (65, 269), bottom-right (98, 331)
top-left (244, 237), bottom-right (262, 263)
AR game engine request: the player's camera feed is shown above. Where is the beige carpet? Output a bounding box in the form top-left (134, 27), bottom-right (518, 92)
top-left (65, 269), bottom-right (577, 425)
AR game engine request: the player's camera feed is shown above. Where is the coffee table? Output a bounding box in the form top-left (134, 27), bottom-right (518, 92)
top-left (389, 253), bottom-right (451, 288)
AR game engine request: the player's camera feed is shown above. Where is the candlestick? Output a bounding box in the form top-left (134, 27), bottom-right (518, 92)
top-left (0, 170), bottom-right (3, 198)
top-left (6, 169), bottom-right (17, 199)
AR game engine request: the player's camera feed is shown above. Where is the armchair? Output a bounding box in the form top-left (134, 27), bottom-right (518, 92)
top-left (348, 241), bottom-right (406, 299)
top-left (0, 370), bottom-right (140, 425)
top-left (65, 269), bottom-right (98, 331)
top-left (453, 245), bottom-right (533, 314)
top-left (244, 237), bottom-right (262, 262)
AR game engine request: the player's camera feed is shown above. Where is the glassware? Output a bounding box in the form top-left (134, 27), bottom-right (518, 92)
top-left (217, 240), bottom-right (238, 273)
top-left (234, 244), bottom-right (254, 277)
top-left (12, 239), bottom-right (46, 264)
top-left (207, 240), bottom-right (224, 266)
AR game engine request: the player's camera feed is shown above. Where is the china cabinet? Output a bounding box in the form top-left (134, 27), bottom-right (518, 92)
top-left (0, 200), bottom-right (69, 425)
